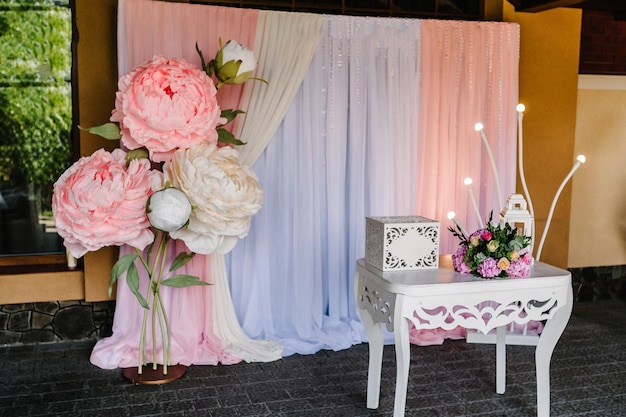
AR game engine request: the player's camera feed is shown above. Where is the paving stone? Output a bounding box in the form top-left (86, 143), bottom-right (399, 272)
top-left (1, 300), bottom-right (626, 416)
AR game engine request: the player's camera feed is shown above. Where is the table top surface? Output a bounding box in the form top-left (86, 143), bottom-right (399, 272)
top-left (356, 256), bottom-right (571, 295)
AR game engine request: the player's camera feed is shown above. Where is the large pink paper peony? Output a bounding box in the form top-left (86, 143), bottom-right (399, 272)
top-left (52, 148), bottom-right (163, 258)
top-left (164, 142), bottom-right (263, 254)
top-left (111, 56), bottom-right (223, 163)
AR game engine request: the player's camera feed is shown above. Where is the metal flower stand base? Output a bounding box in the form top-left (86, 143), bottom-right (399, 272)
top-left (123, 364), bottom-right (187, 385)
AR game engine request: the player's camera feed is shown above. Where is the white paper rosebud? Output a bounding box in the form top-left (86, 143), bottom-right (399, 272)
top-left (222, 40), bottom-right (257, 75)
top-left (215, 40), bottom-right (257, 86)
top-left (147, 188), bottom-right (192, 232)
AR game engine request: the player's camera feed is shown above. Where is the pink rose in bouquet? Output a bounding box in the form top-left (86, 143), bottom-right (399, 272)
top-left (111, 55), bottom-right (224, 163)
top-left (52, 148), bottom-right (163, 258)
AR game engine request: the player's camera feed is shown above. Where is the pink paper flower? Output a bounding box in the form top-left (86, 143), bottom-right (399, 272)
top-left (111, 55), bottom-right (224, 163)
top-left (52, 148), bottom-right (163, 258)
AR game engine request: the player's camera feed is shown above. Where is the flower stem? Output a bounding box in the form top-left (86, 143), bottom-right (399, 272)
top-left (135, 247), bottom-right (154, 375)
top-left (155, 292), bottom-right (169, 375)
top-left (134, 231), bottom-right (174, 375)
top-left (152, 232), bottom-right (171, 373)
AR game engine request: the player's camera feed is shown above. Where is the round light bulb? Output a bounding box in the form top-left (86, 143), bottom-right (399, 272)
top-left (576, 155), bottom-right (586, 164)
top-left (516, 103), bottom-right (525, 112)
top-left (464, 177), bottom-right (473, 186)
top-left (447, 211), bottom-right (456, 220)
top-left (474, 123), bottom-right (483, 131)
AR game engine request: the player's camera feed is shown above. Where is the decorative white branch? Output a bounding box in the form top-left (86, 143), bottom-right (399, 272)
top-left (447, 211), bottom-right (468, 238)
top-left (464, 177), bottom-right (483, 228)
top-left (474, 122), bottom-right (503, 207)
top-left (516, 103), bottom-right (536, 254)
top-left (535, 155), bottom-right (586, 261)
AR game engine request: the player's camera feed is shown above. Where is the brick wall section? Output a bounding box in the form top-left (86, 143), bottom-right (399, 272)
top-left (580, 10), bottom-right (626, 75)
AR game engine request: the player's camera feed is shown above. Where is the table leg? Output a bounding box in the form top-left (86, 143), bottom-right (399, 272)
top-left (535, 286), bottom-right (573, 417)
top-left (393, 296), bottom-right (410, 417)
top-left (354, 272), bottom-right (384, 409)
top-left (496, 325), bottom-right (506, 394)
top-left (360, 305), bottom-right (384, 409)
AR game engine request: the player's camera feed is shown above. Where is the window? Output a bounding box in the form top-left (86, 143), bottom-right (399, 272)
top-left (0, 0), bottom-right (72, 262)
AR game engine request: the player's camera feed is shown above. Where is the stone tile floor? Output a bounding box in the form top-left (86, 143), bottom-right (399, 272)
top-left (1, 299), bottom-right (625, 417)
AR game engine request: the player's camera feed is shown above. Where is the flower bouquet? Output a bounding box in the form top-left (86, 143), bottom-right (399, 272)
top-left (52, 40), bottom-right (263, 377)
top-left (449, 213), bottom-right (532, 279)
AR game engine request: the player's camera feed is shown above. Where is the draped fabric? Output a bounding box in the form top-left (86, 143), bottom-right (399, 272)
top-left (417, 20), bottom-right (520, 253)
top-left (91, 0), bottom-right (521, 368)
top-left (91, 0), bottom-right (321, 368)
top-left (237, 11), bottom-right (323, 164)
top-left (228, 16), bottom-right (520, 354)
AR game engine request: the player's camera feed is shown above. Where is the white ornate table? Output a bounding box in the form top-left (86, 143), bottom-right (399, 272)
top-left (354, 257), bottom-right (572, 417)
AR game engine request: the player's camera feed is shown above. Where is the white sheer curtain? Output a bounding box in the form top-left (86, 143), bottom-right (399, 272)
top-left (229, 15), bottom-right (424, 355)
top-left (228, 16), bottom-right (520, 355)
top-left (237, 11), bottom-right (323, 164)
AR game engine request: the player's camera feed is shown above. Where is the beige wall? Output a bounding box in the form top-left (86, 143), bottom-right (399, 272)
top-left (504, 4), bottom-right (582, 269)
top-left (569, 75), bottom-right (626, 267)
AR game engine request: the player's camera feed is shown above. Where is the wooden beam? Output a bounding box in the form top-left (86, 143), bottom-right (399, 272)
top-left (0, 270), bottom-right (84, 304)
top-left (514, 0), bottom-right (588, 12)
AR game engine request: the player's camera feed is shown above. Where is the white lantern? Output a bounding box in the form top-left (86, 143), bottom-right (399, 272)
top-left (500, 194), bottom-right (533, 244)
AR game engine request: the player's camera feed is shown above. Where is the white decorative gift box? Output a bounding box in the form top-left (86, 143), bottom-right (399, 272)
top-left (365, 216), bottom-right (439, 271)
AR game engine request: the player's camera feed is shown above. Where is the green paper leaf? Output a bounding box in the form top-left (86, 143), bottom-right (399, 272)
top-left (221, 70), bottom-right (251, 86)
top-left (217, 60), bottom-right (241, 82)
top-left (126, 263), bottom-right (148, 309)
top-left (125, 148), bottom-right (149, 164)
top-left (217, 128), bottom-right (246, 146)
top-left (161, 275), bottom-right (211, 288)
top-left (219, 109), bottom-right (245, 125)
top-left (78, 122), bottom-right (121, 140)
top-left (169, 252), bottom-right (195, 272)
top-left (109, 254), bottom-right (139, 298)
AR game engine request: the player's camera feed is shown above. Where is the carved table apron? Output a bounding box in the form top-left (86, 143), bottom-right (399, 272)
top-left (354, 258), bottom-right (573, 417)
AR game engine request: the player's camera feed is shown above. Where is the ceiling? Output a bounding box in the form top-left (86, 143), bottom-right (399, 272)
top-left (508, 1), bottom-right (626, 18)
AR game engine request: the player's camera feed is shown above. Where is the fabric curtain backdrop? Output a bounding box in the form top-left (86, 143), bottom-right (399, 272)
top-left (417, 20), bottom-right (520, 250)
top-left (91, 0), bottom-right (521, 367)
top-left (91, 0), bottom-right (321, 368)
top-left (227, 16), bottom-right (520, 355)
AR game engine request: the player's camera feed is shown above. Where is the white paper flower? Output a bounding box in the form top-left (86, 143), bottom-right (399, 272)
top-left (221, 40), bottom-right (257, 76)
top-left (213, 40), bottom-right (258, 87)
top-left (147, 187), bottom-right (192, 232)
top-left (164, 142), bottom-right (263, 254)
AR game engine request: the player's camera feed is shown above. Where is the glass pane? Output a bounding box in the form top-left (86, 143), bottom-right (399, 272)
top-left (440, 0), bottom-right (480, 15)
top-left (345, 0), bottom-right (390, 10)
top-left (0, 1), bottom-right (72, 257)
top-left (393, 0), bottom-right (436, 13)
